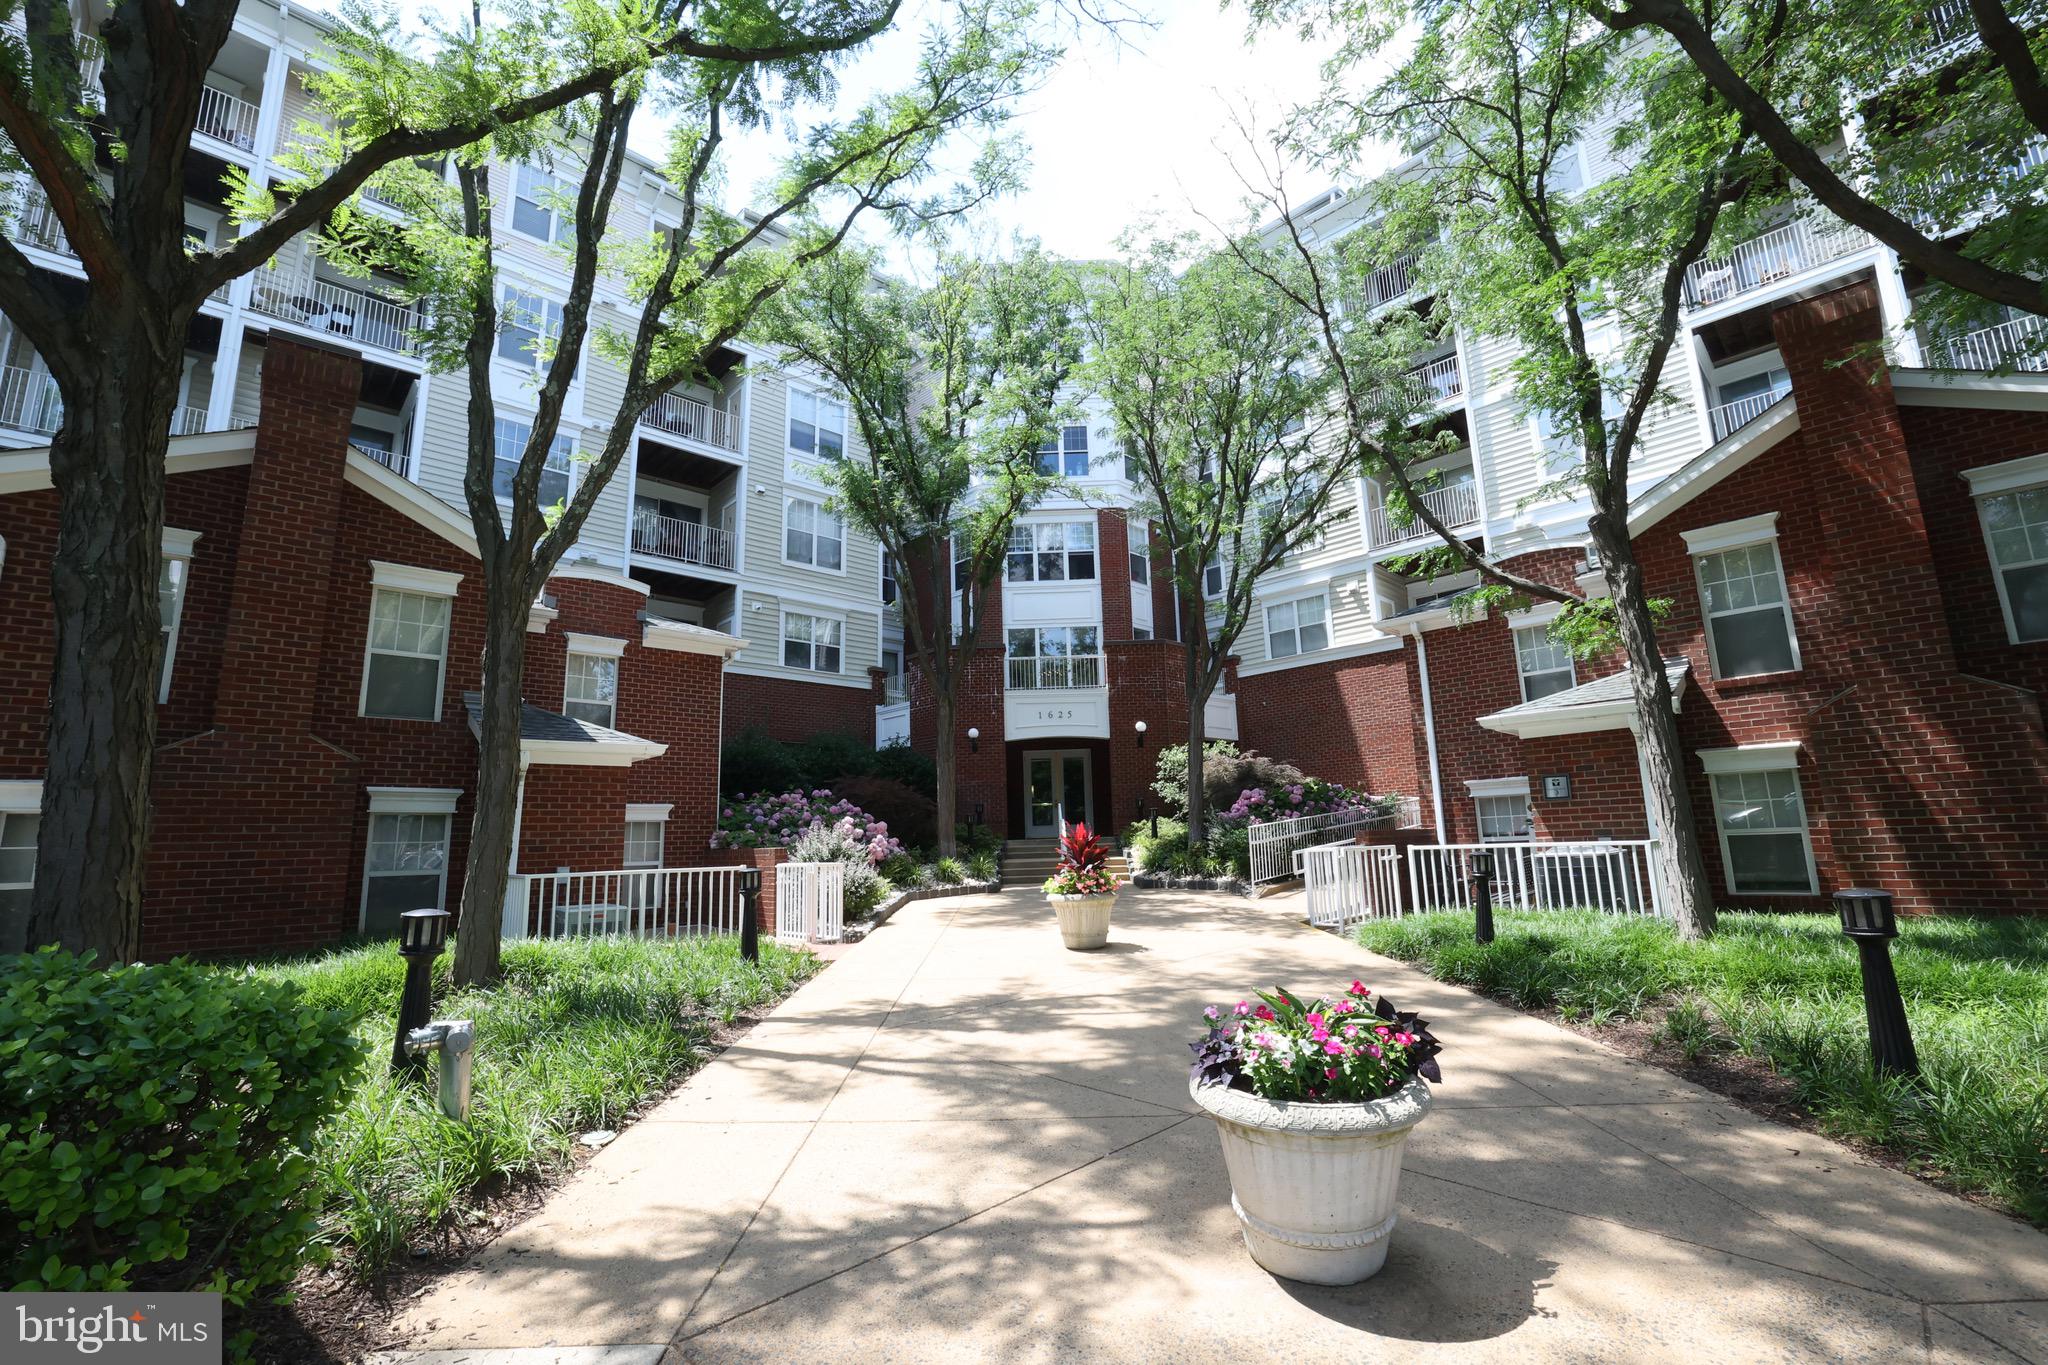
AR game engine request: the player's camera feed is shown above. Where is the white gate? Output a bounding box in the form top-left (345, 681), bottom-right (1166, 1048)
top-left (775, 861), bottom-right (846, 945)
top-left (1299, 843), bottom-right (1404, 929)
top-left (1406, 841), bottom-right (1665, 917)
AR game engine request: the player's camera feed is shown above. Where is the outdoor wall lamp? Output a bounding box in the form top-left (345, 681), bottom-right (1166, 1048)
top-left (1836, 888), bottom-right (1919, 1080)
top-left (1135, 719), bottom-right (1148, 749)
top-left (967, 726), bottom-right (980, 753)
top-left (392, 908), bottom-right (450, 1075)
top-left (1467, 848), bottom-right (1496, 946)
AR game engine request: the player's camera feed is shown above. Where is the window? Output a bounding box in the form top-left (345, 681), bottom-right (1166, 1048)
top-left (360, 789), bottom-right (457, 936)
top-left (880, 647), bottom-right (905, 700)
top-left (1265, 593), bottom-right (1330, 659)
top-left (1475, 793), bottom-right (1531, 841)
top-left (1549, 142), bottom-right (1586, 195)
top-left (511, 162), bottom-right (571, 242)
top-left (1694, 537), bottom-right (1799, 678)
top-left (1514, 623), bottom-right (1576, 702)
top-left (954, 542), bottom-right (973, 591)
top-left (1036, 424), bottom-right (1089, 477)
top-left (1006, 625), bottom-right (1102, 687)
top-left (1006, 521), bottom-right (1096, 583)
top-left (0, 785), bottom-right (40, 953)
top-left (360, 564), bottom-right (459, 720)
top-left (784, 498), bottom-right (844, 571)
top-left (492, 418), bottom-right (573, 507)
top-left (158, 530), bottom-right (197, 705)
top-left (624, 805), bottom-right (670, 869)
top-left (782, 612), bottom-right (842, 673)
top-left (881, 551), bottom-right (899, 606)
top-left (788, 387), bottom-right (846, 462)
top-left (1128, 523), bottom-right (1150, 585)
top-left (1978, 482), bottom-right (2048, 642)
top-left (564, 652), bottom-right (619, 729)
top-left (498, 287), bottom-right (566, 368)
top-left (1702, 748), bottom-right (1816, 894)
top-left (1203, 559), bottom-right (1225, 598)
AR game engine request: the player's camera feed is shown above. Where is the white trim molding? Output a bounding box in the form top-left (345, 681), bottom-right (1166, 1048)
top-left (162, 526), bottom-right (203, 558)
top-left (367, 786), bottom-right (463, 814)
top-left (345, 451), bottom-right (481, 557)
top-left (642, 617), bottom-right (746, 658)
top-left (1464, 775), bottom-right (1531, 798)
top-left (626, 802), bottom-right (674, 822)
top-left (565, 632), bottom-right (628, 659)
top-left (1628, 403), bottom-right (1800, 538)
top-left (1235, 635), bottom-right (1405, 678)
top-left (1961, 451), bottom-right (2048, 499)
top-left (527, 599), bottom-right (559, 635)
top-left (0, 779), bottom-right (44, 812)
top-left (1697, 741), bottom-right (1804, 775)
top-left (370, 560), bottom-right (463, 597)
top-left (1680, 510), bottom-right (1781, 558)
top-left (548, 562), bottom-right (651, 597)
top-left (523, 736), bottom-right (668, 767)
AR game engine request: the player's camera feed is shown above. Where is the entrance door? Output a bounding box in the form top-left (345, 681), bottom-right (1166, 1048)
top-left (1024, 749), bottom-right (1092, 838)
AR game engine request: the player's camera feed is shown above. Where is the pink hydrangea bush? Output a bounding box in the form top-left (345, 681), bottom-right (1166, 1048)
top-left (1218, 778), bottom-right (1387, 827)
top-left (1189, 982), bottom-right (1443, 1103)
top-left (711, 789), bottom-right (905, 864)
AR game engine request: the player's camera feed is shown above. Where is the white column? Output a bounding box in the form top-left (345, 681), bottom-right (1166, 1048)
top-left (206, 316), bottom-right (245, 430)
top-left (1873, 249), bottom-right (1924, 367)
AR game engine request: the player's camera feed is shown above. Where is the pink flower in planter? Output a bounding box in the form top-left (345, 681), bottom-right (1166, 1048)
top-left (1234, 1001), bottom-right (1252, 1016)
top-left (1253, 1004), bottom-right (1275, 1021)
top-left (1323, 1039), bottom-right (1346, 1056)
top-left (1348, 980), bottom-right (1370, 997)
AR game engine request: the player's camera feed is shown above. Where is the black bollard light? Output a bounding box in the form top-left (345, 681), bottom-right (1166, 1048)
top-left (1836, 888), bottom-right (1919, 1081)
top-left (1469, 847), bottom-right (1496, 945)
top-left (738, 867), bottom-right (762, 964)
top-left (392, 908), bottom-right (450, 1074)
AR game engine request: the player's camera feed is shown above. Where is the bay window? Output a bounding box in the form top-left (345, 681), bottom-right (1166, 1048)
top-left (1036, 423), bottom-right (1089, 476)
top-left (1006, 625), bottom-right (1102, 688)
top-left (1007, 521), bottom-right (1096, 582)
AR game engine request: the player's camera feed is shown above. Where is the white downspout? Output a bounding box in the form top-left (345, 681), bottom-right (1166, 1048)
top-left (1414, 630), bottom-right (1447, 836)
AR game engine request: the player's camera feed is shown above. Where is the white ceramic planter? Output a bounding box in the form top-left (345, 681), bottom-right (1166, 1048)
top-left (1048, 893), bottom-right (1115, 950)
top-left (1190, 1071), bottom-right (1432, 1284)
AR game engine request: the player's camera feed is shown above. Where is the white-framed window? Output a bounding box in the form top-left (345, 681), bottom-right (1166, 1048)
top-left (158, 528), bottom-right (199, 705)
top-left (498, 286), bottom-right (566, 369)
top-left (953, 542), bottom-right (973, 592)
top-left (1203, 558), bottom-right (1225, 599)
top-left (360, 788), bottom-right (458, 936)
top-left (880, 646), bottom-right (905, 700)
top-left (1549, 142), bottom-right (1587, 195)
top-left (784, 497), bottom-right (844, 571)
top-left (493, 417), bottom-right (573, 507)
top-left (1685, 513), bottom-right (1799, 679)
top-left (0, 781), bottom-right (41, 952)
top-left (1977, 480), bottom-right (2048, 643)
top-left (1036, 423), bottom-right (1089, 477)
top-left (564, 634), bottom-right (624, 729)
top-left (1006, 521), bottom-right (1096, 583)
top-left (1128, 522), bottom-right (1150, 585)
top-left (360, 563), bottom-right (460, 721)
top-left (1265, 592), bottom-right (1330, 659)
top-left (1134, 625), bottom-right (1152, 640)
top-left (788, 386), bottom-right (846, 462)
top-left (1514, 622), bottom-right (1576, 702)
top-left (624, 803), bottom-right (671, 869)
top-left (1006, 624), bottom-right (1103, 687)
top-left (782, 611), bottom-right (843, 673)
top-left (1701, 745), bottom-right (1817, 895)
top-left (510, 162), bottom-right (571, 242)
top-left (881, 550), bottom-right (899, 606)
top-left (1468, 777), bottom-right (1532, 842)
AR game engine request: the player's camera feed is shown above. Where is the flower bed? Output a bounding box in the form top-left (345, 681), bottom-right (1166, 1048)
top-left (1191, 982), bottom-right (1443, 1101)
top-left (711, 789), bottom-right (906, 863)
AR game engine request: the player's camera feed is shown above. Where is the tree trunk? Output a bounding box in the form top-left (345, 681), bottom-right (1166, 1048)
top-left (453, 567), bottom-right (533, 986)
top-left (934, 689), bottom-right (959, 859)
top-left (23, 341), bottom-right (181, 961)
top-left (1184, 650), bottom-right (1209, 850)
top-left (1597, 523), bottom-right (1718, 939)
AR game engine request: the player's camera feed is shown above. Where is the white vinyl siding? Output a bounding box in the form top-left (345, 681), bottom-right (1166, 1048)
top-left (1265, 592), bottom-right (1330, 659)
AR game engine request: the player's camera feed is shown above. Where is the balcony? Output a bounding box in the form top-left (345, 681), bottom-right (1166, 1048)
top-left (0, 364), bottom-right (63, 437)
top-left (1915, 139), bottom-right (2048, 234)
top-left (171, 404), bottom-right (211, 436)
top-left (1361, 251), bottom-right (1421, 310)
top-left (250, 276), bottom-right (419, 358)
top-left (1366, 477), bottom-right (1480, 550)
top-left (2, 179), bottom-right (72, 259)
top-left (632, 511), bottom-right (737, 570)
top-left (1932, 313), bottom-right (2048, 372)
top-left (1707, 385), bottom-right (1791, 441)
top-left (1684, 215), bottom-right (1870, 310)
top-left (644, 390), bottom-right (740, 453)
top-left (1371, 352), bottom-right (1464, 417)
top-left (1006, 654), bottom-right (1104, 690)
top-left (193, 85), bottom-right (261, 156)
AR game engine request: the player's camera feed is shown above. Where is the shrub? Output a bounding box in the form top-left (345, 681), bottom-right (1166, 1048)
top-left (787, 824), bottom-right (891, 920)
top-left (934, 856), bottom-right (968, 885)
top-left (878, 852), bottom-right (922, 886)
top-left (870, 740), bottom-right (938, 798)
top-left (717, 730), bottom-right (938, 800)
top-left (795, 731), bottom-right (884, 788)
top-left (719, 728), bottom-right (806, 798)
top-left (956, 822), bottom-right (1002, 856)
top-left (1151, 741), bottom-right (1310, 818)
top-left (833, 775), bottom-right (938, 850)
top-left (1209, 824), bottom-right (1252, 879)
top-left (1, 950), bottom-right (365, 1303)
top-left (966, 850), bottom-right (999, 882)
top-left (1045, 822), bottom-right (1118, 896)
top-left (713, 790), bottom-right (905, 863)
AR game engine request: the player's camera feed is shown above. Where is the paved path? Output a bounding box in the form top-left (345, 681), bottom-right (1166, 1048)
top-left (378, 888), bottom-right (2048, 1364)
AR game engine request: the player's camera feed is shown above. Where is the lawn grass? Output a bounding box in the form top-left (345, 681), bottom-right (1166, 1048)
top-left (1356, 910), bottom-right (2048, 1226)
top-left (248, 933), bottom-right (818, 1278)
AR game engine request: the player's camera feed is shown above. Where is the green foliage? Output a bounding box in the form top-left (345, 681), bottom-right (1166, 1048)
top-left (1, 950), bottom-right (365, 1302)
top-left (955, 822), bottom-right (1003, 856)
top-left (1122, 818), bottom-right (1230, 878)
top-left (934, 857), bottom-right (968, 885)
top-left (1358, 910), bottom-right (2048, 1226)
top-left (833, 775), bottom-right (939, 849)
top-left (720, 729), bottom-right (936, 799)
top-left (965, 850), bottom-right (1000, 882)
top-left (878, 852), bottom-right (923, 886)
top-left (787, 825), bottom-right (891, 921)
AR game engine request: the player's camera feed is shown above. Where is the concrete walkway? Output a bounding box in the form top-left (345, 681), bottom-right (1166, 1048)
top-left (379, 888), bottom-right (2048, 1364)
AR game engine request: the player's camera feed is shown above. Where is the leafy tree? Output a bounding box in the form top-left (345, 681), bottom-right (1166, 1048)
top-left (0, 0), bottom-right (913, 960)
top-left (759, 241), bottom-right (1083, 857)
top-left (1243, 0), bottom-right (1767, 937)
top-left (1085, 234), bottom-right (1404, 846)
top-left (342, 2), bottom-right (1051, 984)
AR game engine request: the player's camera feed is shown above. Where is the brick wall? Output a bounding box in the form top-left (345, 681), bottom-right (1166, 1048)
top-left (906, 537), bottom-right (1009, 833)
top-left (1106, 639), bottom-right (1189, 833)
top-left (1235, 645), bottom-right (1428, 812)
top-left (723, 670), bottom-right (876, 746)
top-left (1098, 509), bottom-right (1133, 640)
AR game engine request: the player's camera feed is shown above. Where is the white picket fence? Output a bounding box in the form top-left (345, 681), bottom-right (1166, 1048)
top-left (508, 865), bottom-right (752, 940)
top-left (1300, 843), bottom-right (1403, 929)
top-left (775, 861), bottom-right (845, 945)
top-left (1247, 800), bottom-right (1422, 884)
top-left (1406, 840), bottom-right (1665, 918)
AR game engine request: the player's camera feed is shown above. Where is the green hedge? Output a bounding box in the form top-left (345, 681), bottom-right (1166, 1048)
top-left (1, 950), bottom-right (365, 1301)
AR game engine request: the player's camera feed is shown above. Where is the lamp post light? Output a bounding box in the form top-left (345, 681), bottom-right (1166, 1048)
top-left (738, 866), bottom-right (762, 964)
top-left (1135, 719), bottom-right (1148, 749)
top-left (1468, 848), bottom-right (1496, 946)
top-left (392, 908), bottom-right (450, 1074)
top-left (1835, 888), bottom-right (1919, 1081)
top-left (967, 726), bottom-right (980, 754)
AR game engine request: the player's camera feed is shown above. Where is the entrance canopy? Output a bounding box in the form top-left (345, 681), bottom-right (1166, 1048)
top-left (1476, 659), bottom-right (1691, 739)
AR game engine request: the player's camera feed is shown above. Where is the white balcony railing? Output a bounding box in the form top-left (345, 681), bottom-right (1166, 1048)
top-left (171, 404), bottom-right (211, 436)
top-left (1707, 387), bottom-right (1790, 441)
top-left (1362, 251), bottom-right (1421, 310)
top-left (1, 179), bottom-right (72, 258)
top-left (1413, 353), bottom-right (1463, 403)
top-left (1685, 215), bottom-right (1870, 309)
top-left (0, 365), bottom-right (63, 436)
top-left (1367, 477), bottom-right (1480, 549)
top-left (250, 276), bottom-right (419, 357)
top-left (1006, 655), bottom-right (1105, 690)
top-left (632, 512), bottom-right (737, 569)
top-left (194, 85), bottom-right (261, 155)
top-left (352, 442), bottom-right (406, 475)
top-left (644, 390), bottom-right (740, 453)
top-left (1934, 313), bottom-right (2048, 372)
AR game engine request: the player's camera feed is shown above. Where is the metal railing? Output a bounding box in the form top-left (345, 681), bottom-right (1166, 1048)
top-left (2, 179), bottom-right (72, 257)
top-left (1301, 843), bottom-right (1404, 929)
top-left (515, 864), bottom-right (754, 940)
top-left (0, 364), bottom-right (63, 435)
top-left (776, 861), bottom-right (845, 944)
top-left (1707, 388), bottom-right (1790, 441)
top-left (1412, 353), bottom-right (1463, 403)
top-left (645, 390), bottom-right (741, 452)
top-left (1685, 216), bottom-right (1869, 309)
top-left (1934, 313), bottom-right (2048, 372)
top-left (1362, 252), bottom-right (1420, 309)
top-left (1249, 804), bottom-right (1413, 885)
top-left (1006, 654), bottom-right (1105, 690)
top-left (632, 513), bottom-right (737, 569)
top-left (1366, 478), bottom-right (1480, 549)
top-left (1406, 840), bottom-right (1665, 917)
top-left (352, 441), bottom-right (406, 475)
top-left (194, 85), bottom-right (261, 154)
top-left (171, 404), bottom-right (211, 436)
top-left (250, 275), bottom-right (419, 356)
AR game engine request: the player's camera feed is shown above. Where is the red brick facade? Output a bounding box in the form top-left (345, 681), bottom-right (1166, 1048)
top-left (723, 669), bottom-right (877, 745)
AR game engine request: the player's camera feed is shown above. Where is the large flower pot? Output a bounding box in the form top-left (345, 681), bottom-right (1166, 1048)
top-left (1048, 893), bottom-right (1115, 950)
top-left (1190, 1071), bottom-right (1432, 1284)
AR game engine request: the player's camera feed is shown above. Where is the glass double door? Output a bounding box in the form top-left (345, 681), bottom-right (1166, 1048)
top-left (1024, 750), bottom-right (1093, 838)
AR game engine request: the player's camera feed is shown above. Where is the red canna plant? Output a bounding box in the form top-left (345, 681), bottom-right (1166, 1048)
top-left (1045, 822), bottom-right (1118, 897)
